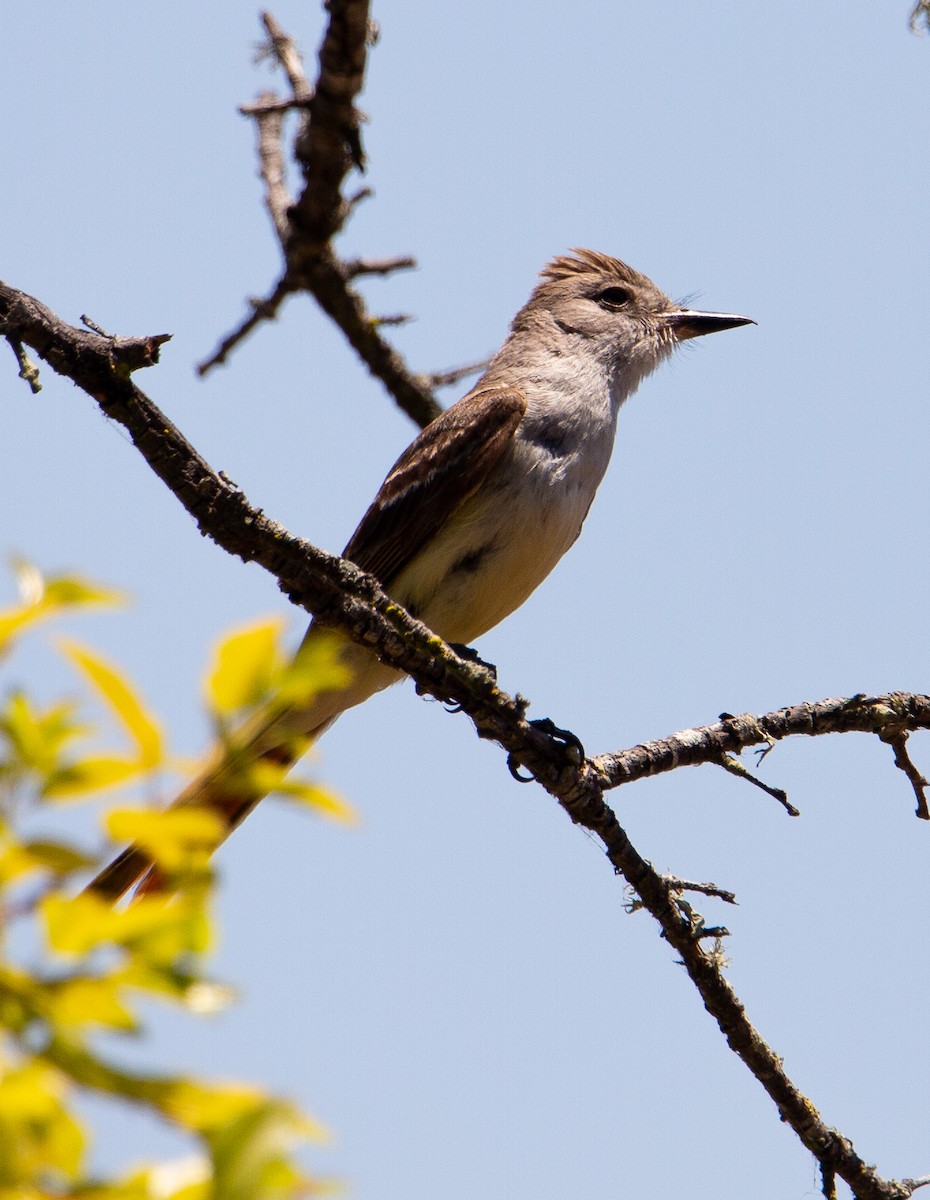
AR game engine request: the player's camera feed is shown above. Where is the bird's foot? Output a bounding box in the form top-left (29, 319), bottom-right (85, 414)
top-left (431, 643), bottom-right (498, 712)
top-left (508, 717), bottom-right (587, 783)
top-left (414, 642), bottom-right (498, 711)
top-left (448, 643), bottom-right (498, 679)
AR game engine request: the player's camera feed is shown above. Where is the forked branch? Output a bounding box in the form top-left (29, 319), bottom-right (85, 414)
top-left (2, 277), bottom-right (928, 1199)
top-left (197, 6), bottom-right (454, 429)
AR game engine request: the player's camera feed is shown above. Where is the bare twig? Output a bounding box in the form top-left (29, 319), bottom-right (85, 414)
top-left (297, 247), bottom-right (440, 427)
top-left (910, 0), bottom-right (930, 32)
top-left (252, 91), bottom-right (292, 242)
top-left (595, 697), bottom-right (930, 820)
top-left (715, 750), bottom-right (799, 815)
top-left (5, 277), bottom-right (927, 1200)
top-left (240, 94), bottom-right (314, 116)
top-left (666, 877), bottom-right (738, 905)
top-left (204, 7), bottom-right (444, 428)
top-left (196, 275), bottom-right (291, 376)
top-left (343, 183), bottom-right (372, 215)
top-left (261, 10), bottom-right (313, 101)
top-left (419, 359), bottom-right (489, 390)
top-left (342, 255), bottom-right (416, 279)
top-left (79, 314), bottom-right (112, 338)
top-left (881, 730), bottom-right (930, 820)
top-left (3, 332), bottom-right (42, 393)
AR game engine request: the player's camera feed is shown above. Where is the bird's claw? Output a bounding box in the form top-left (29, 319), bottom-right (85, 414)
top-left (528, 717), bottom-right (586, 762)
top-left (415, 643), bottom-right (498, 712)
top-left (448, 643), bottom-right (498, 679)
top-left (507, 717), bottom-right (586, 783)
top-left (440, 643), bottom-right (498, 712)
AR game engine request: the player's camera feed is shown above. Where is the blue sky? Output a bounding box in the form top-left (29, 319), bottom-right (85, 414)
top-left (2, 4), bottom-right (929, 1198)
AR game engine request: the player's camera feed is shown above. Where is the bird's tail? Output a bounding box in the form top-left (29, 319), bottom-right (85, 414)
top-left (85, 634), bottom-right (400, 902)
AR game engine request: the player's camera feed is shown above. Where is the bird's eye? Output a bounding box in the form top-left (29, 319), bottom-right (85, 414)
top-left (597, 286), bottom-right (632, 309)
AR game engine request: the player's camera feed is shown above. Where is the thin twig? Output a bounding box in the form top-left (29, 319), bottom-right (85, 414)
top-left (261, 10), bottom-right (313, 101)
top-left (343, 184), bottom-right (372, 215)
top-left (297, 248), bottom-right (441, 427)
top-left (3, 333), bottom-right (41, 393)
top-left (80, 314), bottom-right (111, 337)
top-left (716, 751), bottom-right (799, 815)
top-left (595, 696), bottom-right (930, 821)
top-left (196, 275), bottom-right (292, 376)
top-left (882, 730), bottom-right (930, 819)
top-left (200, 8), bottom-right (444, 429)
top-left (251, 91), bottom-right (292, 242)
top-left (6, 277), bottom-right (927, 1200)
top-left (240, 94), bottom-right (314, 116)
top-left (418, 359), bottom-right (490, 390)
top-left (665, 877), bottom-right (738, 905)
top-left (910, 0), bottom-right (930, 32)
top-left (342, 255), bottom-right (416, 279)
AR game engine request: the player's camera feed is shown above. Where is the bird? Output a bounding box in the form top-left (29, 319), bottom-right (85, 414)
top-left (88, 248), bottom-right (752, 899)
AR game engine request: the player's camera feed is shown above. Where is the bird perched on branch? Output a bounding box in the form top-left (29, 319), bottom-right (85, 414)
top-left (89, 249), bottom-right (752, 899)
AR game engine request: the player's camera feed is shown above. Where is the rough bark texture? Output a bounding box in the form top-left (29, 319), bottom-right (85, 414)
top-left (198, 5), bottom-right (446, 429)
top-left (3, 274), bottom-right (928, 1199)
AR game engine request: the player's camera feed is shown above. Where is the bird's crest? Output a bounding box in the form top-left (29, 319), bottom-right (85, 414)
top-left (540, 248), bottom-right (647, 288)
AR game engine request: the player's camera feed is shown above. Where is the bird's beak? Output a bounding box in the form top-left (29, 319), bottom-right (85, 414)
top-left (662, 310), bottom-right (756, 340)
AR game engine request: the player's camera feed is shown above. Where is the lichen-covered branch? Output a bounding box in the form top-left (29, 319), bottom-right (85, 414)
top-left (4, 277), bottom-right (928, 1197)
top-left (595, 694), bottom-right (930, 819)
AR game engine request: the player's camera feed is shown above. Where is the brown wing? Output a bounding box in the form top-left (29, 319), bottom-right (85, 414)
top-left (343, 386), bottom-right (526, 585)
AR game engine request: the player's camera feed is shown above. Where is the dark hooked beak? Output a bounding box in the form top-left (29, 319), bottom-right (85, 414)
top-left (662, 310), bottom-right (756, 340)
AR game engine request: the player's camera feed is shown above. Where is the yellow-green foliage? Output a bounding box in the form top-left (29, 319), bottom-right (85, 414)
top-left (0, 564), bottom-right (347, 1200)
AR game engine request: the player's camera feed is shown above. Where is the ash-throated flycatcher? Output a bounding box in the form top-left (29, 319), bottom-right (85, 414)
top-left (90, 249), bottom-right (752, 898)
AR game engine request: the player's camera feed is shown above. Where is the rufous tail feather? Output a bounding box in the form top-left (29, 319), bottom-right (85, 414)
top-left (85, 637), bottom-right (400, 901)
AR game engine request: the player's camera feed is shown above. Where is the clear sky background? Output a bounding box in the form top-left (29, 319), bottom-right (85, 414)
top-left (2, 4), bottom-right (929, 1198)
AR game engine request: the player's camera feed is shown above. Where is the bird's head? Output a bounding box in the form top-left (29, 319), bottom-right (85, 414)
top-left (511, 248), bottom-right (753, 398)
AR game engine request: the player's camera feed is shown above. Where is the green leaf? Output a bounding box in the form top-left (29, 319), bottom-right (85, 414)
top-left (276, 631), bottom-right (351, 706)
top-left (21, 839), bottom-right (97, 875)
top-left (0, 603), bottom-right (44, 654)
top-left (162, 1080), bottom-right (268, 1132)
top-left (42, 891), bottom-right (211, 965)
top-left (207, 1097), bottom-right (328, 1200)
top-left (0, 1060), bottom-right (85, 1185)
top-left (271, 779), bottom-right (358, 826)
top-left (206, 618), bottom-right (286, 715)
top-left (0, 837), bottom-right (39, 887)
top-left (43, 755), bottom-right (142, 800)
top-left (104, 807), bottom-right (225, 872)
top-left (0, 837), bottom-right (95, 887)
top-left (58, 639), bottom-right (164, 768)
top-left (0, 562), bottom-right (125, 656)
top-left (0, 961), bottom-right (41, 1034)
top-left (41, 575), bottom-right (126, 610)
top-left (0, 691), bottom-right (84, 777)
top-left (41, 974), bottom-right (138, 1033)
top-left (131, 1157), bottom-right (211, 1200)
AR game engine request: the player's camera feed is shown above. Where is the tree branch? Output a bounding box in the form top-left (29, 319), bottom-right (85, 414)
top-left (251, 89), bottom-right (293, 243)
top-left (199, 6), bottom-right (443, 429)
top-left (595, 696), bottom-right (930, 819)
top-left (910, 0), bottom-right (930, 33)
top-left (260, 9), bottom-right (314, 104)
top-left (2, 278), bottom-right (926, 1199)
top-left (197, 275), bottom-right (291, 376)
